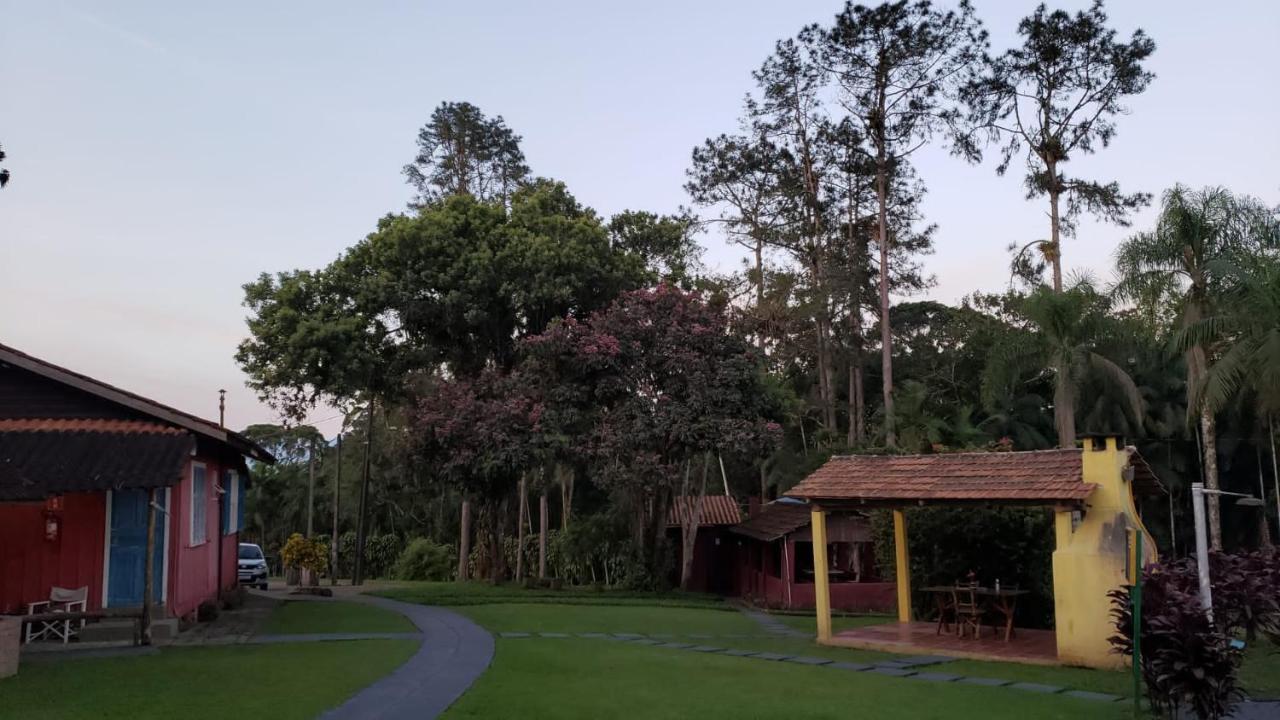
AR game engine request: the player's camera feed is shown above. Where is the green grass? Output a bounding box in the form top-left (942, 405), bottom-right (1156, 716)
top-left (376, 581), bottom-right (729, 609)
top-left (1240, 639), bottom-right (1280, 699)
top-left (776, 613), bottom-right (895, 634)
top-left (260, 600), bottom-right (417, 635)
top-left (0, 640), bottom-right (417, 720)
top-left (444, 638), bottom-right (1129, 720)
top-left (457, 603), bottom-right (760, 635)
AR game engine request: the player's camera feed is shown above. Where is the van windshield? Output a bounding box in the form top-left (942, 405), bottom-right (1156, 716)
top-left (238, 545), bottom-right (264, 560)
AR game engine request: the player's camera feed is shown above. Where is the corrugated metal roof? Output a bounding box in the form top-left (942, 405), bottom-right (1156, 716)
top-left (785, 449), bottom-right (1098, 505)
top-left (0, 419), bottom-right (194, 501)
top-left (667, 495), bottom-right (742, 527)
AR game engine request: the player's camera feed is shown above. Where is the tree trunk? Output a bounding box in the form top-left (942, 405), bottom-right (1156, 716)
top-left (759, 463), bottom-right (768, 503)
top-left (680, 457), bottom-right (709, 591)
top-left (353, 400), bottom-right (375, 586)
top-left (1201, 407), bottom-right (1223, 551)
top-left (1053, 359), bottom-right (1075, 449)
top-left (306, 440), bottom-right (316, 537)
top-left (1047, 161), bottom-right (1063, 293)
top-left (457, 499), bottom-right (471, 581)
top-left (875, 159), bottom-right (896, 448)
top-left (331, 435), bottom-right (342, 585)
top-left (558, 465), bottom-right (574, 529)
top-left (538, 491), bottom-right (548, 579)
top-left (515, 476), bottom-right (527, 580)
top-left (847, 309), bottom-right (866, 448)
top-left (492, 497), bottom-right (508, 584)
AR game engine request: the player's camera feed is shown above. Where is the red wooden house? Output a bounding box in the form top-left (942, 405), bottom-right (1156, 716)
top-left (666, 495), bottom-right (742, 594)
top-left (730, 500), bottom-right (895, 613)
top-left (0, 343), bottom-right (272, 623)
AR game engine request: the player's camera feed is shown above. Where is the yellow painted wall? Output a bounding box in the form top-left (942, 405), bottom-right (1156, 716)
top-left (1052, 436), bottom-right (1157, 669)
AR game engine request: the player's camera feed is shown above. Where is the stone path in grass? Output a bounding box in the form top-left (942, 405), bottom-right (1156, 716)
top-left (734, 606), bottom-right (809, 638)
top-left (495, 631), bottom-right (1125, 704)
top-left (318, 595), bottom-right (494, 720)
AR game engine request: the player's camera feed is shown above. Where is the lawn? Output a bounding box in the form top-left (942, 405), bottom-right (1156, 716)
top-left (260, 600), bottom-right (417, 635)
top-left (1240, 639), bottom-right (1280, 699)
top-left (443, 638), bottom-right (1129, 720)
top-left (376, 580), bottom-right (727, 609)
top-left (457, 603), bottom-right (759, 635)
top-left (0, 640), bottom-right (418, 720)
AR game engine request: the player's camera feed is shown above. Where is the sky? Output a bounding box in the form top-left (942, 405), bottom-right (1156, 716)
top-left (2, 1), bottom-right (1278, 438)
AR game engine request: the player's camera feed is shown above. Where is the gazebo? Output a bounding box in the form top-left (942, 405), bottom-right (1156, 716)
top-left (784, 435), bottom-right (1163, 669)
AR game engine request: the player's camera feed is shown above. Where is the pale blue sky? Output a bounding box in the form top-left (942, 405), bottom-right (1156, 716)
top-left (2, 1), bottom-right (1277, 436)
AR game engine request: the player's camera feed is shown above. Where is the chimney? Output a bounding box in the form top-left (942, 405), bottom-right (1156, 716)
top-left (747, 496), bottom-right (762, 518)
top-left (218, 389), bottom-right (226, 428)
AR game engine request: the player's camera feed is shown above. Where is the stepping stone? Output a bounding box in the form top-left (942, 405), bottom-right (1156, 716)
top-left (578, 632), bottom-right (608, 638)
top-left (650, 633), bottom-right (675, 639)
top-left (722, 648), bottom-right (759, 657)
top-left (1063, 690), bottom-right (1122, 703)
top-left (751, 652), bottom-right (792, 662)
top-left (689, 645), bottom-right (725, 653)
top-left (912, 671), bottom-right (961, 682)
top-left (785, 656), bottom-right (833, 666)
top-left (723, 633), bottom-right (749, 639)
top-left (688, 633), bottom-right (713, 639)
top-left (958, 677), bottom-right (1011, 687)
top-left (538, 632), bottom-right (570, 638)
top-left (874, 661), bottom-right (913, 669)
top-left (1009, 682), bottom-right (1064, 694)
top-left (613, 633), bottom-right (644, 639)
top-left (628, 638), bottom-right (662, 645)
top-left (658, 642), bottom-right (693, 649)
top-left (499, 632), bottom-right (530, 638)
top-left (828, 661), bottom-right (873, 672)
top-left (869, 667), bottom-right (917, 677)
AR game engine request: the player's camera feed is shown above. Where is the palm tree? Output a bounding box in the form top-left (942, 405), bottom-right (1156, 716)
top-left (985, 280), bottom-right (1143, 449)
top-left (1114, 185), bottom-right (1277, 549)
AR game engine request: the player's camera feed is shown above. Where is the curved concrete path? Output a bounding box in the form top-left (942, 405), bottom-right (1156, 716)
top-left (319, 595), bottom-right (494, 720)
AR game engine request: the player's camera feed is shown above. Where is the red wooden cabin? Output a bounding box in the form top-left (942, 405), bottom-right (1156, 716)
top-left (0, 343), bottom-right (273, 622)
top-left (730, 501), bottom-right (895, 613)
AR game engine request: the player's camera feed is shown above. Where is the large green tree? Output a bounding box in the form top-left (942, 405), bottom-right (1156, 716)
top-left (822, 0), bottom-right (987, 447)
top-left (403, 101), bottom-right (530, 207)
top-left (984, 280), bottom-right (1142, 448)
top-left (963, 0), bottom-right (1155, 292)
top-left (1115, 186), bottom-right (1278, 549)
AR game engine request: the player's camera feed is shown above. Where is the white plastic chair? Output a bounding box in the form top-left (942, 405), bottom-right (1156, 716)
top-left (25, 586), bottom-right (88, 644)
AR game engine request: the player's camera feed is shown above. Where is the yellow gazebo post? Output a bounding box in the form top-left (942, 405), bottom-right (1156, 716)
top-left (810, 506), bottom-right (832, 642)
top-left (892, 509), bottom-right (912, 623)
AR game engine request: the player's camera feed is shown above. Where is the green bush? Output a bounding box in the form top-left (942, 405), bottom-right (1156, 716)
top-left (871, 506), bottom-right (1056, 627)
top-left (335, 531), bottom-right (403, 579)
top-left (393, 538), bottom-right (455, 581)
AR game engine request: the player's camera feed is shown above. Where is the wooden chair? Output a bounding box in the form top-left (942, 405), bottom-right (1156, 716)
top-left (951, 583), bottom-right (984, 640)
top-left (933, 592), bottom-right (955, 635)
top-left (25, 586), bottom-right (88, 644)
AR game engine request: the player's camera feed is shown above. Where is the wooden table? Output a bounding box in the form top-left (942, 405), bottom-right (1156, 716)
top-left (920, 586), bottom-right (1029, 642)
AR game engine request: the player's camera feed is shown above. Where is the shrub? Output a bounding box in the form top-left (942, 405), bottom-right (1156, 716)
top-left (393, 538), bottom-right (455, 581)
top-left (1109, 557), bottom-right (1248, 719)
top-left (280, 533), bottom-right (328, 574)
top-left (871, 506), bottom-right (1056, 626)
top-left (364, 534), bottom-right (404, 578)
top-left (1208, 550), bottom-right (1280, 642)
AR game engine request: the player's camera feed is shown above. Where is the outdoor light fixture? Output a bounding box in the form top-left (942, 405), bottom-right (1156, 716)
top-left (1190, 483), bottom-right (1263, 622)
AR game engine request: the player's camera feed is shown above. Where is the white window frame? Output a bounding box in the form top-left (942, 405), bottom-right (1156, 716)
top-left (224, 470), bottom-right (240, 535)
top-left (189, 462), bottom-right (208, 547)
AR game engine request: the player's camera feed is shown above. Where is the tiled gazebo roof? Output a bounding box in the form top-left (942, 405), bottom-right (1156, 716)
top-left (785, 449), bottom-right (1102, 507)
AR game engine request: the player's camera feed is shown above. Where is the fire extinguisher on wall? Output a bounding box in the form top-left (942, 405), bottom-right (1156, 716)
top-left (43, 495), bottom-right (63, 543)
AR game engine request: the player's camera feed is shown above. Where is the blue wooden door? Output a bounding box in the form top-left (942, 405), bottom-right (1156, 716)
top-left (107, 490), bottom-right (165, 607)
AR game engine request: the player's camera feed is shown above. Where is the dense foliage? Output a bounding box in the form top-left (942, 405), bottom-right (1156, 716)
top-left (1108, 552), bottom-right (1280, 719)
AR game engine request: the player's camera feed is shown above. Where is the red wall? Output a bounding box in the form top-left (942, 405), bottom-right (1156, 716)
top-left (731, 537), bottom-right (896, 614)
top-left (0, 493), bottom-right (106, 615)
top-left (167, 458), bottom-right (239, 620)
top-left (0, 456), bottom-right (240, 620)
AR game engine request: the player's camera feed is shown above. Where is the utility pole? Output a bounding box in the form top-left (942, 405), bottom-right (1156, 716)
top-left (306, 438), bottom-right (316, 538)
top-left (331, 434), bottom-right (341, 585)
top-left (353, 400), bottom-right (375, 586)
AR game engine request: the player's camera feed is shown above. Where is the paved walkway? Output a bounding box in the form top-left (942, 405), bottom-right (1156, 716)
top-left (318, 595), bottom-right (494, 720)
